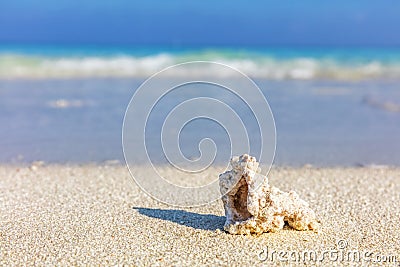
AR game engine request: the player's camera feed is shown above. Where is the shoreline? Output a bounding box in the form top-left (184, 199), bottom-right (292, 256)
top-left (1, 77), bottom-right (400, 167)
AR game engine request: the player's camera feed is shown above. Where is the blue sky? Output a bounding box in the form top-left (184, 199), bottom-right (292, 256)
top-left (0, 0), bottom-right (399, 46)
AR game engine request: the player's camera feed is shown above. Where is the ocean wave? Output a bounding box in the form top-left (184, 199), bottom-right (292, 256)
top-left (1, 53), bottom-right (400, 80)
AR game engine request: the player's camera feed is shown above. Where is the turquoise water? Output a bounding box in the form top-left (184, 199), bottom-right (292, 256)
top-left (2, 44), bottom-right (400, 59)
top-left (0, 45), bottom-right (399, 165)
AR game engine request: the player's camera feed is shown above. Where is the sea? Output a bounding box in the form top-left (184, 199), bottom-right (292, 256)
top-left (0, 44), bottom-right (399, 166)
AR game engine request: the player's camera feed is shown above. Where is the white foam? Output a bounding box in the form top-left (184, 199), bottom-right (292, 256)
top-left (0, 53), bottom-right (399, 80)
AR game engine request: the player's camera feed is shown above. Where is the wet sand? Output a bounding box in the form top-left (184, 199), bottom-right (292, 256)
top-left (1, 164), bottom-right (399, 266)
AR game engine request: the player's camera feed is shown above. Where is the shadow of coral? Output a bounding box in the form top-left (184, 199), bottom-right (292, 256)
top-left (133, 207), bottom-right (225, 231)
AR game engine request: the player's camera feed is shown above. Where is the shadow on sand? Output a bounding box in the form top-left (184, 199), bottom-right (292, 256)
top-left (133, 207), bottom-right (225, 231)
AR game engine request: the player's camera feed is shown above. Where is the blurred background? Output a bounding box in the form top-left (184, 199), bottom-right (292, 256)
top-left (0, 0), bottom-right (399, 166)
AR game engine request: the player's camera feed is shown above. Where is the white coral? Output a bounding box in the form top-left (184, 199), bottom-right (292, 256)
top-left (219, 154), bottom-right (319, 235)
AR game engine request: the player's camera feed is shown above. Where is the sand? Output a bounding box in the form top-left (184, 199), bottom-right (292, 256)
top-left (1, 164), bottom-right (399, 266)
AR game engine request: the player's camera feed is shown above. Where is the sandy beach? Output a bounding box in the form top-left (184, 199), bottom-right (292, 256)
top-left (1, 163), bottom-right (399, 266)
top-left (2, 0), bottom-right (400, 266)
